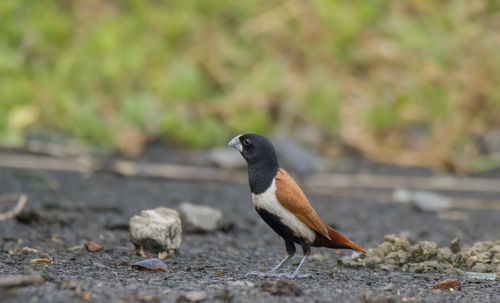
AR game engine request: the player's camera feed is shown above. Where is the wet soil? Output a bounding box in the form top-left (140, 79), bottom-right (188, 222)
top-left (1, 150), bottom-right (499, 303)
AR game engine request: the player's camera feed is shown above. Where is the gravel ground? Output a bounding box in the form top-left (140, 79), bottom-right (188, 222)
top-left (0, 150), bottom-right (499, 303)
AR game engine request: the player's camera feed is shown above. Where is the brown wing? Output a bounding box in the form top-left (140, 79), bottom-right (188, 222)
top-left (274, 168), bottom-right (330, 239)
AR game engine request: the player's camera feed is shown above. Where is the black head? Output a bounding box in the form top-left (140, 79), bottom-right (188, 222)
top-left (228, 133), bottom-right (279, 194)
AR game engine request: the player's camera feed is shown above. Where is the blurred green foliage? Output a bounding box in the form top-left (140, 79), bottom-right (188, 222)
top-left (1, 0), bottom-right (499, 167)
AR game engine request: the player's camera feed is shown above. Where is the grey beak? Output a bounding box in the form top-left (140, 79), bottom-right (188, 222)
top-left (228, 134), bottom-right (243, 152)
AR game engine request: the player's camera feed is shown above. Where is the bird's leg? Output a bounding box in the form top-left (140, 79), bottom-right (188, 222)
top-left (246, 241), bottom-right (295, 277)
top-left (282, 245), bottom-right (311, 279)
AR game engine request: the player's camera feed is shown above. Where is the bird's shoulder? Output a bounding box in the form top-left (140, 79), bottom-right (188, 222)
top-left (274, 168), bottom-right (330, 239)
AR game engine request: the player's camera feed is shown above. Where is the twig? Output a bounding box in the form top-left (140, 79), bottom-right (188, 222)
top-left (0, 274), bottom-right (45, 288)
top-left (0, 154), bottom-right (94, 173)
top-left (0, 194), bottom-right (28, 222)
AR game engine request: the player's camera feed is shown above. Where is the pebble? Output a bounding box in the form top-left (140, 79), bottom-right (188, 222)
top-left (177, 291), bottom-right (207, 302)
top-left (129, 207), bottom-right (182, 257)
top-left (272, 135), bottom-right (318, 174)
top-left (393, 189), bottom-right (451, 212)
top-left (260, 279), bottom-right (302, 296)
top-left (433, 278), bottom-right (461, 290)
top-left (465, 272), bottom-right (496, 280)
top-left (177, 202), bottom-right (223, 233)
top-left (229, 280), bottom-right (254, 287)
top-left (207, 147), bottom-right (246, 169)
top-left (85, 241), bottom-right (102, 252)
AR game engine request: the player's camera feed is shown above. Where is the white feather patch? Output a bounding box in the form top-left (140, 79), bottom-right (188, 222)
top-left (252, 179), bottom-right (316, 244)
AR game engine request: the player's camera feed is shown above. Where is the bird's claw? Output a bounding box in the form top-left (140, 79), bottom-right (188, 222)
top-left (245, 271), bottom-right (312, 279)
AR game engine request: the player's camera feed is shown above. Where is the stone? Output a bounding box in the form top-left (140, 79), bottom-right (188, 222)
top-left (260, 279), bottom-right (302, 296)
top-left (207, 147), bottom-right (246, 169)
top-left (184, 291), bottom-right (207, 302)
top-left (84, 241), bottom-right (102, 252)
top-left (228, 280), bottom-right (255, 287)
top-left (394, 189), bottom-right (451, 212)
top-left (129, 207), bottom-right (182, 258)
top-left (411, 191), bottom-right (451, 212)
top-left (433, 278), bottom-right (461, 290)
top-left (272, 135), bottom-right (318, 174)
top-left (177, 202), bottom-right (223, 233)
top-left (466, 272), bottom-right (496, 280)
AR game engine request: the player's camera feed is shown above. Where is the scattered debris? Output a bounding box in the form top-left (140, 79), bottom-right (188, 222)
top-left (339, 234), bottom-right (500, 274)
top-left (130, 207), bottom-right (182, 258)
top-left (359, 290), bottom-right (396, 303)
top-left (177, 202), bottom-right (222, 233)
top-left (433, 278), bottom-right (461, 290)
top-left (393, 189), bottom-right (451, 212)
top-left (132, 258), bottom-right (168, 272)
top-left (85, 241), bottom-right (102, 252)
top-left (0, 194), bottom-right (28, 222)
top-left (465, 272), bottom-right (496, 280)
top-left (0, 274), bottom-right (45, 288)
top-left (207, 147), bottom-right (246, 169)
top-left (260, 279), bottom-right (302, 296)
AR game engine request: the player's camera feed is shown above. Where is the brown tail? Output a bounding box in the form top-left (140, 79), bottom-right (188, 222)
top-left (316, 225), bottom-right (367, 253)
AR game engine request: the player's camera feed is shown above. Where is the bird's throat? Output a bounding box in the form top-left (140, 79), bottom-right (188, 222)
top-left (247, 159), bottom-right (278, 195)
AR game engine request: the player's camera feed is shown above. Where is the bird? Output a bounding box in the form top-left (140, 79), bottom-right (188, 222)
top-left (228, 133), bottom-right (366, 278)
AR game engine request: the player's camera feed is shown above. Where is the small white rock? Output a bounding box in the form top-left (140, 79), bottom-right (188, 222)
top-left (184, 291), bottom-right (207, 302)
top-left (393, 189), bottom-right (451, 212)
top-left (177, 202), bottom-right (223, 233)
top-left (129, 207), bottom-right (182, 257)
top-left (207, 147), bottom-right (246, 169)
top-left (229, 280), bottom-right (255, 287)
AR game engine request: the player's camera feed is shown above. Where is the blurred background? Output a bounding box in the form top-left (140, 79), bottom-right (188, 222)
top-left (1, 0), bottom-right (500, 172)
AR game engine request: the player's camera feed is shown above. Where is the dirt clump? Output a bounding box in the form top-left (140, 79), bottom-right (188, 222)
top-left (340, 234), bottom-right (500, 275)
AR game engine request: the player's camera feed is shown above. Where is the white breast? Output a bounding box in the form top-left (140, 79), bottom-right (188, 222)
top-left (252, 180), bottom-right (316, 244)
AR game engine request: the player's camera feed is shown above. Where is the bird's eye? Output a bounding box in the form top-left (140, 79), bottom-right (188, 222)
top-left (243, 138), bottom-right (251, 146)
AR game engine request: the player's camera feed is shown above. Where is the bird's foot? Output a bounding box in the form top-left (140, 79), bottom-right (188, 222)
top-left (245, 271), bottom-right (312, 279)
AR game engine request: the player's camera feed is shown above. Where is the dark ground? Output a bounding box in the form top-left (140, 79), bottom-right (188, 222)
top-left (1, 148), bottom-right (499, 303)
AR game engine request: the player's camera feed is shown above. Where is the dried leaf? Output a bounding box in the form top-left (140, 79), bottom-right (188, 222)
top-left (31, 257), bottom-right (53, 263)
top-left (132, 258), bottom-right (167, 272)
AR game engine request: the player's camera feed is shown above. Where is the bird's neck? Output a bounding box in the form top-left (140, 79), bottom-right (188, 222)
top-left (247, 157), bottom-right (279, 195)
